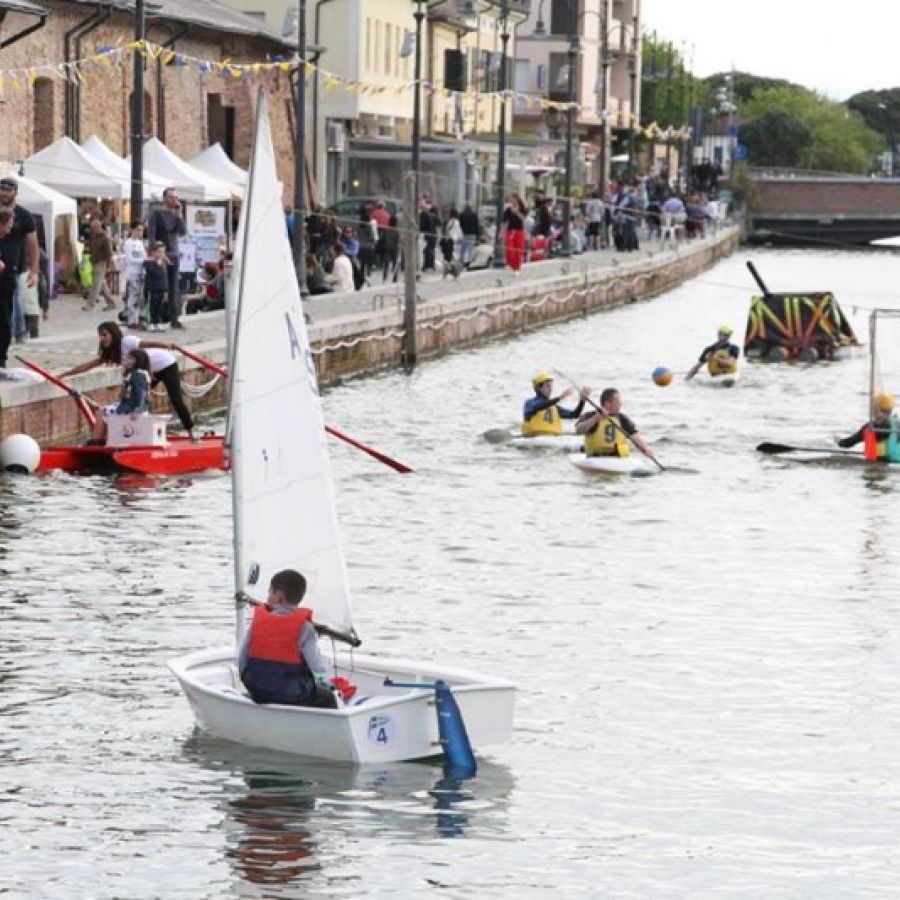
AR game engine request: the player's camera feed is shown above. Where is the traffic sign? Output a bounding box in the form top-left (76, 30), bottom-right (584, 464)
top-left (734, 143), bottom-right (748, 161)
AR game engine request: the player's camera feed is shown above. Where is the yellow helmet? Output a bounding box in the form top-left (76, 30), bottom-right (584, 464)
top-left (874, 392), bottom-right (895, 413)
top-left (718, 325), bottom-right (733, 336)
top-left (532, 372), bottom-right (553, 388)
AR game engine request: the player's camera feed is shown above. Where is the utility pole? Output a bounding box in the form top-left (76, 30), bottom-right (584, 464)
top-left (129, 0), bottom-right (145, 223)
top-left (492, 2), bottom-right (510, 269)
top-left (401, 171), bottom-right (418, 370)
top-left (597, 0), bottom-right (610, 195)
top-left (291, 0), bottom-right (309, 296)
top-left (627, 13), bottom-right (638, 172)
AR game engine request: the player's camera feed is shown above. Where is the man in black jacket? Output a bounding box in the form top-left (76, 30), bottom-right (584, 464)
top-left (0, 177), bottom-right (38, 367)
top-left (147, 187), bottom-right (187, 329)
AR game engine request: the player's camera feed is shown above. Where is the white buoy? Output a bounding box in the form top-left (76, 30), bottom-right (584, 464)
top-left (0, 434), bottom-right (42, 474)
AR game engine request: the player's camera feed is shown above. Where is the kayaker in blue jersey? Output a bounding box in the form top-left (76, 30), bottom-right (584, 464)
top-left (522, 372), bottom-right (590, 436)
top-left (576, 387), bottom-right (659, 463)
top-left (238, 569), bottom-right (338, 709)
top-left (686, 325), bottom-right (740, 380)
top-left (834, 393), bottom-right (900, 460)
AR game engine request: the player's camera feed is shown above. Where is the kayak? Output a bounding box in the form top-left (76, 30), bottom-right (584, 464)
top-left (568, 452), bottom-right (658, 476)
top-left (704, 369), bottom-right (740, 388)
top-left (510, 434), bottom-right (584, 451)
top-left (38, 434), bottom-right (225, 475)
top-left (756, 441), bottom-right (900, 468)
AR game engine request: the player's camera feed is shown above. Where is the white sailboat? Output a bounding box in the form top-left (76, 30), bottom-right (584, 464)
top-left (169, 91), bottom-right (515, 764)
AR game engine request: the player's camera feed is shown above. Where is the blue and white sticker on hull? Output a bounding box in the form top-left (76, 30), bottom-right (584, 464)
top-left (367, 715), bottom-right (395, 746)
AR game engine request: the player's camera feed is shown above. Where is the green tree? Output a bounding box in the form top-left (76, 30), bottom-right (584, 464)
top-left (742, 86), bottom-right (882, 173)
top-left (739, 110), bottom-right (811, 167)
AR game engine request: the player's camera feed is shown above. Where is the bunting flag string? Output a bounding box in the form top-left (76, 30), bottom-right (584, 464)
top-left (0, 39), bottom-right (587, 112)
top-left (0, 37), bottom-right (696, 136)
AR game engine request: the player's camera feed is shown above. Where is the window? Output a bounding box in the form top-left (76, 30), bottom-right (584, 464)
top-left (365, 18), bottom-right (371, 71)
top-left (550, 0), bottom-right (576, 37)
top-left (127, 89), bottom-right (154, 139)
top-left (444, 49), bottom-right (465, 92)
top-left (385, 24), bottom-right (392, 74)
top-left (207, 93), bottom-right (235, 159)
top-left (32, 78), bottom-right (54, 152)
top-left (548, 52), bottom-right (574, 101)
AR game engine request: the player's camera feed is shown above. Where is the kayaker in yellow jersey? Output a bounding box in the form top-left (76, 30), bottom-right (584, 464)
top-left (835, 392), bottom-right (900, 460)
top-left (522, 372), bottom-right (590, 436)
top-left (576, 387), bottom-right (660, 463)
top-left (685, 325), bottom-right (740, 380)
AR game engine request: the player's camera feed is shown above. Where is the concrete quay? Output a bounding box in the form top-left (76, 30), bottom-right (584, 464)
top-left (0, 226), bottom-right (739, 446)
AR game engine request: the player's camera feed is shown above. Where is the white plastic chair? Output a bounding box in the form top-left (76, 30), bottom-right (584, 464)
top-left (660, 211), bottom-right (682, 250)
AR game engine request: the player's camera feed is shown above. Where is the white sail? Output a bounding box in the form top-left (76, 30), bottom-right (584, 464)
top-left (228, 91), bottom-right (357, 644)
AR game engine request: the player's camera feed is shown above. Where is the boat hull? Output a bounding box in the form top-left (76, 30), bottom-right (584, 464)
top-left (510, 433), bottom-right (584, 451)
top-left (38, 435), bottom-right (225, 475)
top-left (568, 452), bottom-right (658, 476)
top-left (169, 647), bottom-right (515, 764)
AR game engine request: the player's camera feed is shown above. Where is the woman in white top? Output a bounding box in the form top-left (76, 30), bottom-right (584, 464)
top-left (330, 243), bottom-right (355, 294)
top-left (61, 320), bottom-right (195, 438)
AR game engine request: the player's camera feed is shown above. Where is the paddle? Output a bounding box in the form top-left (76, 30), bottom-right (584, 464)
top-left (756, 441), bottom-right (863, 456)
top-left (174, 345), bottom-right (413, 474)
top-left (553, 368), bottom-right (666, 472)
top-left (16, 356), bottom-right (97, 426)
top-left (482, 428), bottom-right (513, 443)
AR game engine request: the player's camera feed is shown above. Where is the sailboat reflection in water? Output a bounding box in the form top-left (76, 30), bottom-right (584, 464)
top-left (182, 738), bottom-right (515, 887)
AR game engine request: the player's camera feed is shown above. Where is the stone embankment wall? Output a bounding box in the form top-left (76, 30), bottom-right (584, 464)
top-left (1, 228), bottom-right (739, 446)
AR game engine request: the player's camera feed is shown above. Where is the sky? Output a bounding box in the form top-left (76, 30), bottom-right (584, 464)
top-left (641, 0), bottom-right (900, 101)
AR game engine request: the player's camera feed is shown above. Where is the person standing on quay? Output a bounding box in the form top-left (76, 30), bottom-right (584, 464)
top-left (147, 187), bottom-right (186, 330)
top-left (0, 177), bottom-right (38, 369)
top-left (83, 215), bottom-right (117, 312)
top-left (502, 194), bottom-right (527, 275)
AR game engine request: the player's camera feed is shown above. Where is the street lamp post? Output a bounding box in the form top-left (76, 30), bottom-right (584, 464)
top-left (561, 26), bottom-right (578, 257)
top-left (291, 0), bottom-right (309, 296)
top-left (596, 2), bottom-right (611, 197)
top-left (492, 4), bottom-right (511, 269)
top-left (627, 13), bottom-right (638, 172)
top-left (412, 0), bottom-right (426, 204)
top-left (129, 0), bottom-right (145, 222)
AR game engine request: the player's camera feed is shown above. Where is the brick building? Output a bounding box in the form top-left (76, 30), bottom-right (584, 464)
top-left (0, 0), bottom-right (296, 198)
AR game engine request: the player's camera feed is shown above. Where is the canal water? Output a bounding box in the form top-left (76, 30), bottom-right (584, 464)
top-left (4, 246), bottom-right (900, 898)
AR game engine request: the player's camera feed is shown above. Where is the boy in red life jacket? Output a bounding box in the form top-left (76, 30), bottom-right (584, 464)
top-left (238, 569), bottom-right (338, 708)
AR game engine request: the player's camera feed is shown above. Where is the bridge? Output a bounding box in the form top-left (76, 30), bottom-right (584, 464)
top-left (746, 170), bottom-right (900, 245)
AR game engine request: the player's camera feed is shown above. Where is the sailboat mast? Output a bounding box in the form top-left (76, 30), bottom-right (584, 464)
top-left (869, 311), bottom-right (877, 422)
top-left (229, 87), bottom-right (266, 647)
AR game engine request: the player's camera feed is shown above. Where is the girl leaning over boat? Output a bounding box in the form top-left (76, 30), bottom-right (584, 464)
top-left (60, 321), bottom-right (195, 440)
top-left (86, 347), bottom-right (152, 445)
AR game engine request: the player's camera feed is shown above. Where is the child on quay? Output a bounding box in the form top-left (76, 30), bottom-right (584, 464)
top-left (143, 241), bottom-right (169, 331)
top-left (122, 222), bottom-right (147, 329)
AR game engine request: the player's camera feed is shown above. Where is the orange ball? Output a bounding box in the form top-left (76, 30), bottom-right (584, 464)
top-left (652, 366), bottom-right (673, 386)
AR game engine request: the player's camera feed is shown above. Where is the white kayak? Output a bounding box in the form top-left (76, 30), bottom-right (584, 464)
top-left (510, 433), bottom-right (584, 451)
top-left (568, 452), bottom-right (659, 476)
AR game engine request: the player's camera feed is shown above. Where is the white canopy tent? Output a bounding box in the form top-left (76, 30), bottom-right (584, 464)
top-left (136, 138), bottom-right (237, 201)
top-left (188, 143), bottom-right (247, 192)
top-left (22, 136), bottom-right (131, 199)
top-left (4, 171), bottom-right (78, 297)
top-left (81, 136), bottom-right (170, 202)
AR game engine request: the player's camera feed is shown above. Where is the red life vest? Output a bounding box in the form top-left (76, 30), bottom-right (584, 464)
top-left (247, 605), bottom-right (312, 664)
